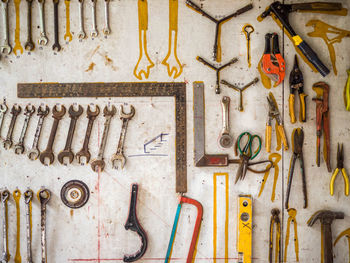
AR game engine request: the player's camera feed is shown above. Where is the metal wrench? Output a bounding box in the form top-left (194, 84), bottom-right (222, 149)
top-left (77, 0), bottom-right (86, 39)
top-left (110, 105), bottom-right (135, 170)
top-left (90, 105), bottom-right (116, 172)
top-left (58, 105), bottom-right (83, 165)
top-left (76, 105), bottom-right (100, 165)
top-left (102, 0), bottom-right (110, 35)
top-left (24, 190), bottom-right (33, 263)
top-left (64, 0), bottom-right (72, 41)
top-left (0, 0), bottom-right (12, 54)
top-left (40, 105), bottom-right (66, 165)
top-left (37, 0), bottom-right (48, 45)
top-left (24, 0), bottom-right (35, 51)
top-left (13, 190), bottom-right (21, 263)
top-left (13, 0), bottom-right (24, 55)
top-left (0, 103), bottom-right (8, 140)
top-left (37, 189), bottom-right (51, 263)
top-left (14, 105), bottom-right (35, 154)
top-left (3, 105), bottom-right (22, 150)
top-left (52, 0), bottom-right (61, 51)
top-left (1, 190), bottom-right (10, 263)
top-left (28, 105), bottom-right (49, 160)
top-left (219, 96), bottom-right (233, 148)
top-left (90, 0), bottom-right (98, 37)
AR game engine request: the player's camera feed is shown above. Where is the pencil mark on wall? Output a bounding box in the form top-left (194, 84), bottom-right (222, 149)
top-left (128, 133), bottom-right (169, 157)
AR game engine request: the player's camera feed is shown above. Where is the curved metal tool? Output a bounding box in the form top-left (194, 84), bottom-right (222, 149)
top-left (284, 208), bottom-right (299, 263)
top-left (258, 153), bottom-right (281, 202)
top-left (334, 227), bottom-right (350, 263)
top-left (123, 184), bottom-right (147, 262)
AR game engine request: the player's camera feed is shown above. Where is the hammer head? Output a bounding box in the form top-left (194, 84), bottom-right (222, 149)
top-left (307, 210), bottom-right (344, 227)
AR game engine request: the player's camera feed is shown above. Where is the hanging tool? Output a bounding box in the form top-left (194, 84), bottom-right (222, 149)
top-left (165, 195), bottom-right (203, 263)
top-left (284, 208), bottom-right (299, 262)
top-left (258, 153), bottom-right (281, 202)
top-left (37, 0), bottom-right (48, 45)
top-left (213, 173), bottom-right (229, 263)
top-left (242, 24), bottom-right (254, 68)
top-left (196, 56), bottom-right (238, 94)
top-left (218, 96), bottom-right (233, 148)
top-left (345, 69), bottom-right (350, 111)
top-left (289, 55), bottom-right (307, 124)
top-left (312, 81), bottom-right (331, 172)
top-left (266, 92), bottom-right (288, 153)
top-left (1, 190), bottom-right (10, 263)
top-left (285, 128), bottom-right (307, 209)
top-left (24, 189), bottom-right (33, 263)
top-left (102, 0), bottom-right (111, 35)
top-left (308, 210), bottom-right (344, 263)
top-left (269, 208), bottom-right (281, 263)
top-left (90, 0), bottom-right (98, 37)
top-left (13, 0), bottom-right (24, 55)
top-left (237, 195), bottom-right (252, 263)
top-left (3, 105), bottom-right (22, 150)
top-left (261, 33), bottom-right (285, 87)
top-left (24, 0), bottom-right (35, 51)
top-left (134, 0), bottom-right (154, 80)
top-left (0, 103), bottom-right (8, 139)
top-left (0, 0), bottom-right (12, 55)
top-left (334, 228), bottom-right (350, 263)
top-left (13, 190), bottom-right (21, 263)
top-left (64, 0), bottom-right (72, 42)
top-left (38, 188), bottom-right (51, 263)
top-left (162, 0), bottom-right (183, 79)
top-left (306, 19), bottom-right (350, 75)
top-left (221, 77), bottom-right (259, 111)
top-left (186, 0), bottom-right (253, 63)
top-left (258, 56), bottom-right (272, 89)
top-left (330, 143), bottom-right (349, 196)
top-left (258, 2), bottom-right (347, 77)
top-left (61, 180), bottom-right (90, 209)
top-left (124, 184), bottom-right (147, 262)
top-left (14, 104), bottom-right (35, 154)
top-left (52, 0), bottom-right (61, 51)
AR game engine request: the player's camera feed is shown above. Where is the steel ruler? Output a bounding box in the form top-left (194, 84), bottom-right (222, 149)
top-left (17, 82), bottom-right (187, 193)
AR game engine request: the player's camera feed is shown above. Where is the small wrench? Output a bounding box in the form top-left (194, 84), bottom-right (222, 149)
top-left (40, 105), bottom-right (66, 165)
top-left (1, 190), bottom-right (10, 263)
top-left (110, 105), bottom-right (135, 170)
top-left (90, 0), bottom-right (98, 37)
top-left (76, 105), bottom-right (100, 165)
top-left (0, 0), bottom-right (12, 54)
top-left (219, 96), bottom-right (233, 148)
top-left (37, 0), bottom-right (48, 45)
top-left (14, 105), bottom-right (35, 154)
top-left (3, 105), bottom-right (22, 150)
top-left (37, 189), bottom-right (51, 263)
top-left (77, 0), bottom-right (86, 39)
top-left (58, 105), bottom-right (83, 165)
top-left (13, 190), bottom-right (21, 263)
top-left (52, 0), bottom-right (61, 51)
top-left (102, 0), bottom-right (110, 35)
top-left (64, 0), bottom-right (72, 41)
top-left (13, 0), bottom-right (24, 55)
top-left (90, 105), bottom-right (116, 172)
top-left (24, 0), bottom-right (35, 51)
top-left (0, 103), bottom-right (8, 140)
top-left (24, 190), bottom-right (33, 263)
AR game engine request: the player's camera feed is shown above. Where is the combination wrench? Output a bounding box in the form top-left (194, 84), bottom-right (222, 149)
top-left (13, 0), bottom-right (24, 55)
top-left (110, 105), bottom-right (135, 170)
top-left (90, 105), bottom-right (116, 172)
top-left (37, 0), bottom-right (48, 45)
top-left (219, 96), bottom-right (233, 148)
top-left (1, 190), bottom-right (10, 263)
top-left (14, 105), bottom-right (35, 154)
top-left (38, 189), bottom-right (51, 263)
top-left (24, 0), bottom-right (35, 51)
top-left (58, 105), bottom-right (83, 165)
top-left (64, 0), bottom-right (72, 41)
top-left (0, 0), bottom-right (12, 54)
top-left (52, 0), bottom-right (61, 51)
top-left (40, 105), bottom-right (66, 165)
top-left (77, 0), bottom-right (86, 39)
top-left (102, 0), bottom-right (110, 35)
top-left (13, 190), bottom-right (21, 263)
top-left (90, 0), bottom-right (98, 37)
top-left (76, 105), bottom-right (100, 165)
top-left (0, 103), bottom-right (8, 140)
top-left (3, 105), bottom-right (22, 150)
top-left (24, 190), bottom-right (33, 263)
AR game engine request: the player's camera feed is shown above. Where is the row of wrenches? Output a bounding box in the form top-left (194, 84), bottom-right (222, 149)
top-left (0, 188), bottom-right (51, 263)
top-left (0, 103), bottom-right (135, 172)
top-left (0, 0), bottom-right (111, 56)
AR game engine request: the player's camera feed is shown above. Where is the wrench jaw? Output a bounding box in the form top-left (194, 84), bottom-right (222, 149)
top-left (57, 151), bottom-right (74, 165)
top-left (27, 148), bottom-right (40, 161)
top-left (110, 154), bottom-right (126, 170)
top-left (39, 152), bottom-right (55, 166)
top-left (90, 159), bottom-right (105, 172)
top-left (2, 140), bottom-right (12, 150)
top-left (0, 45), bottom-right (12, 55)
top-left (24, 41), bottom-right (34, 51)
top-left (52, 43), bottom-right (61, 52)
top-left (38, 189), bottom-right (51, 204)
top-left (78, 31), bottom-right (86, 40)
top-left (38, 36), bottom-right (48, 46)
top-left (119, 105), bottom-right (135, 119)
top-left (14, 144), bottom-right (25, 155)
top-left (76, 151), bottom-right (91, 165)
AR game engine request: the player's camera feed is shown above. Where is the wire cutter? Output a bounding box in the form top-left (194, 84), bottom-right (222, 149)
top-left (266, 92), bottom-right (288, 153)
top-left (289, 55), bottom-right (307, 124)
top-left (330, 143), bottom-right (349, 196)
top-left (285, 128), bottom-right (307, 209)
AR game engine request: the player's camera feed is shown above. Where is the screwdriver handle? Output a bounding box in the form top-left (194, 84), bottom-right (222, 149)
top-left (289, 94), bottom-right (296, 124)
top-left (265, 125), bottom-right (272, 153)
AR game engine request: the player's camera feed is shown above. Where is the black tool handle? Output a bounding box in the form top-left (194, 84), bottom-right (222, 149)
top-left (272, 33), bottom-right (280, 54)
top-left (264, 33), bottom-right (272, 54)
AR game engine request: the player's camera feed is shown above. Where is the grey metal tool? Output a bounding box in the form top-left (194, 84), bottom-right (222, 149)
top-left (24, 0), bottom-right (35, 51)
top-left (38, 189), bottom-right (50, 263)
top-left (90, 0), bottom-right (98, 37)
top-left (24, 189), bottom-right (33, 263)
top-left (77, 0), bottom-right (86, 39)
top-left (1, 190), bottom-right (10, 263)
top-left (110, 105), bottom-right (135, 170)
top-left (0, 0), bottom-right (12, 54)
top-left (52, 0), bottom-right (61, 51)
top-left (14, 105), bottom-right (35, 154)
top-left (0, 103), bottom-right (8, 139)
top-left (3, 105), bottom-right (22, 149)
top-left (221, 77), bottom-right (259, 111)
top-left (102, 0), bottom-right (110, 35)
top-left (38, 0), bottom-right (48, 45)
top-left (28, 105), bottom-right (50, 160)
top-left (219, 96), bottom-right (233, 148)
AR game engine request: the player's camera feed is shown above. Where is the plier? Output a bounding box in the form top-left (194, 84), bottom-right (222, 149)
top-left (261, 33), bottom-right (285, 87)
top-left (266, 92), bottom-right (288, 153)
top-left (289, 55), bottom-right (307, 123)
top-left (269, 208), bottom-right (281, 263)
top-left (330, 143), bottom-right (349, 196)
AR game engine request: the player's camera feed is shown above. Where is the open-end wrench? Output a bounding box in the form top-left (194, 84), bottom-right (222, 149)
top-left (37, 0), bottom-right (48, 45)
top-left (90, 0), bottom-right (98, 37)
top-left (52, 0), bottom-right (61, 51)
top-left (110, 105), bottom-right (135, 170)
top-left (0, 0), bottom-right (12, 54)
top-left (58, 105), bottom-right (83, 165)
top-left (90, 105), bottom-right (116, 172)
top-left (219, 96), bottom-right (233, 148)
top-left (77, 0), bottom-right (86, 39)
top-left (1, 190), bottom-right (10, 263)
top-left (14, 105), bottom-right (35, 154)
top-left (37, 189), bottom-right (50, 263)
top-left (13, 0), bottom-right (24, 55)
top-left (13, 190), bottom-right (21, 263)
top-left (76, 105), bottom-right (100, 165)
top-left (3, 105), bottom-right (22, 150)
top-left (102, 0), bottom-right (110, 35)
top-left (40, 105), bottom-right (66, 165)
top-left (28, 105), bottom-right (50, 160)
top-left (64, 0), bottom-right (72, 41)
top-left (0, 103), bottom-right (8, 140)
top-left (24, 189), bottom-right (33, 263)
top-left (24, 0), bottom-right (35, 51)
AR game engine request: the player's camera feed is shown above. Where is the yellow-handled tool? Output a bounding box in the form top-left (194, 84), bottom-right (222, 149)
top-left (13, 190), bottom-right (21, 263)
top-left (13, 0), bottom-right (23, 55)
top-left (258, 153), bottom-right (281, 202)
top-left (284, 208), bottom-right (299, 262)
top-left (330, 143), bottom-right (349, 196)
top-left (344, 69), bottom-right (350, 111)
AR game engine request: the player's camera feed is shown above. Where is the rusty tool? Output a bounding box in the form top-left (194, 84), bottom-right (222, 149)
top-left (3, 105), bottom-right (22, 150)
top-left (1, 190), bottom-right (10, 263)
top-left (330, 143), bottom-right (349, 196)
top-left (0, 103), bottom-right (8, 139)
top-left (258, 153), bottom-right (281, 202)
top-left (284, 208), bottom-right (299, 262)
top-left (13, 189), bottom-right (21, 263)
top-left (38, 189), bottom-right (51, 263)
top-left (269, 208), bottom-right (281, 263)
top-left (242, 24), bottom-right (254, 68)
top-left (334, 228), bottom-right (350, 263)
top-left (60, 180), bottom-right (90, 209)
top-left (52, 0), bottom-right (61, 51)
top-left (14, 104), bottom-right (35, 154)
top-left (24, 0), bottom-right (35, 51)
top-left (218, 96), bottom-right (233, 148)
top-left (24, 189), bottom-right (33, 263)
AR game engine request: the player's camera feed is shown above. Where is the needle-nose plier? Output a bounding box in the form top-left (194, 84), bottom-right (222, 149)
top-left (330, 143), bottom-right (349, 196)
top-left (289, 55), bottom-right (307, 123)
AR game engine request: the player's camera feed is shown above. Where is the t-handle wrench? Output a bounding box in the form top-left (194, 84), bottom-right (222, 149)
top-left (37, 189), bottom-right (50, 263)
top-left (1, 190), bottom-right (10, 263)
top-left (24, 189), bottom-right (33, 263)
top-left (3, 105), bottom-right (22, 149)
top-left (14, 105), bottom-right (36, 154)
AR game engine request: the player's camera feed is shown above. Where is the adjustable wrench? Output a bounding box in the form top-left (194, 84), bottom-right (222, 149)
top-left (24, 0), bottom-right (35, 51)
top-left (219, 96), bottom-right (233, 148)
top-left (13, 0), bottom-right (24, 55)
top-left (37, 0), bottom-right (48, 45)
top-left (0, 0), bottom-right (12, 54)
top-left (24, 190), bottom-right (33, 263)
top-left (77, 0), bottom-right (86, 39)
top-left (13, 190), bottom-right (21, 263)
top-left (1, 190), bottom-right (10, 263)
top-left (64, 0), bottom-right (72, 41)
top-left (0, 103), bottom-right (8, 140)
top-left (3, 105), bottom-right (22, 150)
top-left (76, 105), bottom-right (100, 165)
top-left (40, 105), bottom-right (66, 165)
top-left (90, 0), bottom-right (98, 37)
top-left (102, 0), bottom-right (110, 35)
top-left (110, 105), bottom-right (135, 170)
top-left (14, 105), bottom-right (35, 154)
top-left (58, 105), bottom-right (83, 165)
top-left (90, 105), bottom-right (116, 172)
top-left (37, 189), bottom-right (51, 263)
top-left (52, 0), bottom-right (61, 51)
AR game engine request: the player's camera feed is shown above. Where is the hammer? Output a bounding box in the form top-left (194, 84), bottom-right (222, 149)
top-left (307, 210), bottom-right (344, 263)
